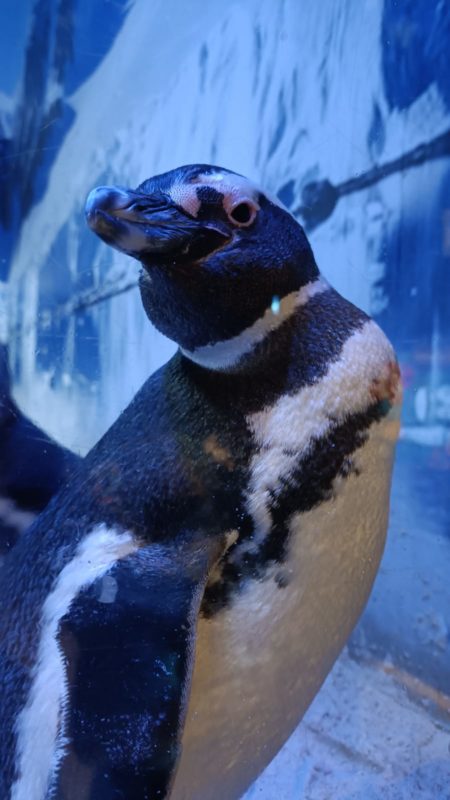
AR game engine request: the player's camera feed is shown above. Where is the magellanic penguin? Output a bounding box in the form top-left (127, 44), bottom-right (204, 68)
top-left (0, 164), bottom-right (401, 800)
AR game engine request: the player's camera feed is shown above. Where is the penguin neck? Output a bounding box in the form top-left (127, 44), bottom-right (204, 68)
top-left (178, 278), bottom-right (368, 416)
top-left (180, 275), bottom-right (330, 373)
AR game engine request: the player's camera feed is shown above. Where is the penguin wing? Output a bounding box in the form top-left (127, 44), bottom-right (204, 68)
top-left (54, 535), bottom-right (219, 800)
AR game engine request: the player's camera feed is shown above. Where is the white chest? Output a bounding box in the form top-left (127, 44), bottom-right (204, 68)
top-left (171, 321), bottom-right (401, 800)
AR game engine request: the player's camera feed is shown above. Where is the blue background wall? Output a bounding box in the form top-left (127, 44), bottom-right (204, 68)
top-left (1, 0), bottom-right (449, 691)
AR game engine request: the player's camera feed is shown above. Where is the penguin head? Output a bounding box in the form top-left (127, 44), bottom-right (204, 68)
top-left (85, 164), bottom-right (319, 354)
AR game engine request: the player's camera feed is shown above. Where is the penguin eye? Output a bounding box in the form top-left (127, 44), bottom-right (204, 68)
top-left (228, 202), bottom-right (257, 227)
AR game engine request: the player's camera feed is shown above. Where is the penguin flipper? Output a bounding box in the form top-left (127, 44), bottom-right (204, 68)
top-left (54, 535), bottom-right (219, 800)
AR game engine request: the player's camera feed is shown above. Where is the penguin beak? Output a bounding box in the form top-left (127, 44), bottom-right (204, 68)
top-left (85, 185), bottom-right (229, 261)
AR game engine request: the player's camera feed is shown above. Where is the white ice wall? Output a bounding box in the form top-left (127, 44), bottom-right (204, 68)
top-left (10, 0), bottom-right (449, 451)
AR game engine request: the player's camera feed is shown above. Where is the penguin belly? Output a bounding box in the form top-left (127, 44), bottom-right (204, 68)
top-left (172, 351), bottom-right (401, 799)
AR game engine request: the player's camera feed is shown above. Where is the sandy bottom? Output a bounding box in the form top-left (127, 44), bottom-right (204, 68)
top-left (242, 650), bottom-right (450, 800)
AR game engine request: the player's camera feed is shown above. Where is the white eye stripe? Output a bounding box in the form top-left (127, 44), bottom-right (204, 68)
top-left (168, 180), bottom-right (261, 227)
top-left (196, 171), bottom-right (294, 217)
top-left (168, 171), bottom-right (277, 226)
top-left (168, 184), bottom-right (202, 217)
top-left (192, 171), bottom-right (260, 205)
top-left (197, 172), bottom-right (226, 183)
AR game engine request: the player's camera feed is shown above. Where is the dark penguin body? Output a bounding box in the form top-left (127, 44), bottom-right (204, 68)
top-left (0, 165), bottom-right (401, 800)
top-left (0, 344), bottom-right (80, 561)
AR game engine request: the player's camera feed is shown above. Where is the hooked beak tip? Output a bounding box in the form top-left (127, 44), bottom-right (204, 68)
top-left (85, 186), bottom-right (131, 219)
top-left (84, 183), bottom-right (230, 261)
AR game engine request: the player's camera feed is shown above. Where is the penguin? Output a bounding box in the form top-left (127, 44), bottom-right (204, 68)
top-left (0, 343), bottom-right (80, 561)
top-left (0, 164), bottom-right (401, 800)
